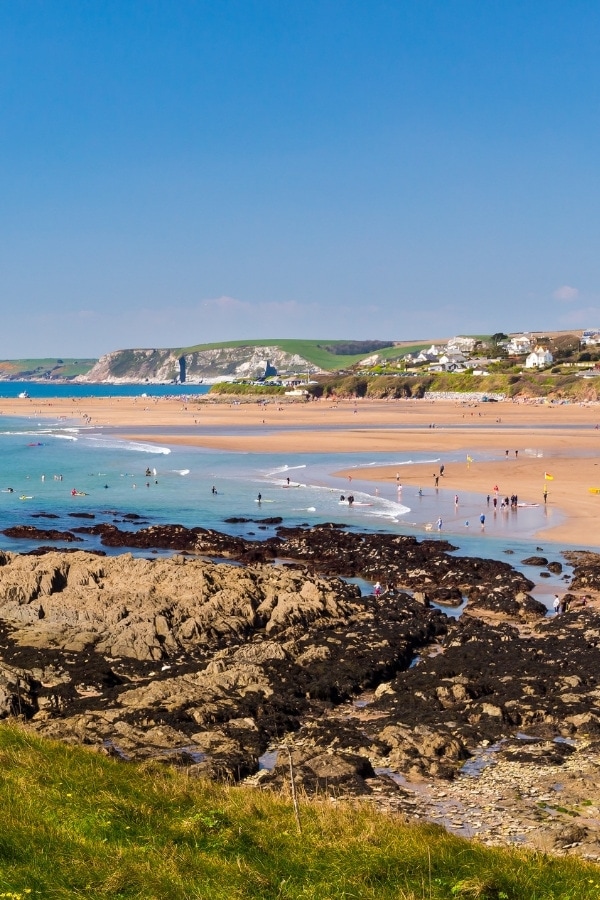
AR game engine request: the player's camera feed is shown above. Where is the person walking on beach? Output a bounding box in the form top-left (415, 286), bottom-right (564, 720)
top-left (543, 486), bottom-right (548, 504)
top-left (436, 516), bottom-right (442, 531)
top-left (433, 474), bottom-right (439, 487)
top-left (257, 493), bottom-right (262, 503)
top-left (479, 513), bottom-right (486, 529)
top-left (553, 594), bottom-right (560, 614)
top-left (374, 581), bottom-right (382, 598)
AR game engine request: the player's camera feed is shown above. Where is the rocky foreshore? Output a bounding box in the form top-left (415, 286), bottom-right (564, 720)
top-left (0, 525), bottom-right (599, 858)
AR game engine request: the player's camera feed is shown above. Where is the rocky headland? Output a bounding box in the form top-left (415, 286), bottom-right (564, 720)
top-left (0, 524), bottom-right (599, 858)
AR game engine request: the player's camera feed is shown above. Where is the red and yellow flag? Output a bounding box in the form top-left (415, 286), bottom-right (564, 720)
top-left (544, 472), bottom-right (554, 481)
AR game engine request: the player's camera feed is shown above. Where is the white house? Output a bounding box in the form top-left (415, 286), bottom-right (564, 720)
top-left (439, 352), bottom-right (467, 366)
top-left (446, 336), bottom-right (476, 353)
top-left (525, 346), bottom-right (553, 369)
top-left (507, 334), bottom-right (532, 355)
top-left (582, 330), bottom-right (600, 346)
top-left (416, 345), bottom-right (440, 363)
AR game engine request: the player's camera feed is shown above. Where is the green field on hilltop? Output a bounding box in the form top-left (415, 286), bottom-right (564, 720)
top-left (0, 358), bottom-right (97, 379)
top-left (0, 723), bottom-right (596, 898)
top-left (178, 339), bottom-right (430, 371)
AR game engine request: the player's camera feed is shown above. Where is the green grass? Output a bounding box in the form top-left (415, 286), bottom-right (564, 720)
top-left (0, 724), bottom-right (597, 898)
top-left (176, 340), bottom-right (430, 372)
top-left (209, 382), bottom-right (287, 395)
top-left (0, 359), bottom-right (97, 379)
top-left (296, 371), bottom-right (600, 401)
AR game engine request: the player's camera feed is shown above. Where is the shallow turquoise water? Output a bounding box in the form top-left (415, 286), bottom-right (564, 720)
top-left (0, 414), bottom-right (553, 538)
top-left (0, 408), bottom-right (578, 611)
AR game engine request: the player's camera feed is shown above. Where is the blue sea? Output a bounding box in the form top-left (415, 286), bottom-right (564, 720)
top-left (0, 382), bottom-right (577, 610)
top-left (0, 382), bottom-right (211, 399)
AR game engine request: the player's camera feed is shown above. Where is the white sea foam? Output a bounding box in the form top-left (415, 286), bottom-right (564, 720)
top-left (344, 457), bottom-right (441, 470)
top-left (269, 478), bottom-right (306, 488)
top-left (265, 463), bottom-right (307, 476)
top-left (85, 436), bottom-right (171, 454)
top-left (6, 430), bottom-right (53, 437)
top-left (173, 469), bottom-right (190, 475)
top-left (127, 442), bottom-right (171, 455)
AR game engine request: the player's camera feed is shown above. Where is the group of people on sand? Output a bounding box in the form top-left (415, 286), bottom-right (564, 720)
top-left (431, 464), bottom-right (445, 488)
top-left (486, 492), bottom-right (519, 510)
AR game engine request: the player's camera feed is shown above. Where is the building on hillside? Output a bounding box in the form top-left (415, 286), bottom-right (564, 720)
top-left (507, 334), bottom-right (532, 355)
top-left (439, 352), bottom-right (467, 366)
top-left (525, 346), bottom-right (553, 369)
top-left (432, 354), bottom-right (469, 373)
top-left (429, 361), bottom-right (468, 373)
top-left (416, 345), bottom-right (441, 364)
top-left (446, 336), bottom-right (476, 353)
top-left (582, 330), bottom-right (600, 345)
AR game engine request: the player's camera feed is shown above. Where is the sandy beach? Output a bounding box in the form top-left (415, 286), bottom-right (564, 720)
top-left (3, 394), bottom-right (600, 547)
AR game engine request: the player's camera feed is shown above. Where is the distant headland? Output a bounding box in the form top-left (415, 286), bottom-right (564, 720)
top-left (2, 331), bottom-right (600, 400)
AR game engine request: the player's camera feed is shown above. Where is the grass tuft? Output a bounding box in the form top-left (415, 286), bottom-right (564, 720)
top-left (0, 723), bottom-right (596, 897)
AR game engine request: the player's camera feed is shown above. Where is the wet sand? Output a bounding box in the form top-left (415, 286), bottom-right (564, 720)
top-left (3, 394), bottom-right (600, 546)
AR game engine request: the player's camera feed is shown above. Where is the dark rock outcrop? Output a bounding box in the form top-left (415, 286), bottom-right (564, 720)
top-left (0, 526), bottom-right (593, 811)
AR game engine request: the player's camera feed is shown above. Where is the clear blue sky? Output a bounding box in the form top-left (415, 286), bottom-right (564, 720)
top-left (1, 1), bottom-right (599, 357)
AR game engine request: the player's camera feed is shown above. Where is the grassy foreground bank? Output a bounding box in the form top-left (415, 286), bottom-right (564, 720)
top-left (0, 724), bottom-right (597, 899)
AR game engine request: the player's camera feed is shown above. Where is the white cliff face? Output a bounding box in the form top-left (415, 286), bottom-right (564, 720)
top-left (79, 346), bottom-right (324, 383)
top-left (360, 353), bottom-right (382, 366)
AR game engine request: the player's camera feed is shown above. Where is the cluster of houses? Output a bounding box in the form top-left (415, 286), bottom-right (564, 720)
top-left (582, 330), bottom-right (600, 345)
top-left (402, 334), bottom-right (558, 373)
top-left (248, 330), bottom-right (600, 383)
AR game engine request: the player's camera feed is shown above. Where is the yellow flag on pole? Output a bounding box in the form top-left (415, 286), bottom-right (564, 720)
top-left (544, 472), bottom-right (554, 480)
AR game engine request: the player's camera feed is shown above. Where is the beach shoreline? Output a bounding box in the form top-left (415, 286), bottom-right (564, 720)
top-left (2, 394), bottom-right (600, 547)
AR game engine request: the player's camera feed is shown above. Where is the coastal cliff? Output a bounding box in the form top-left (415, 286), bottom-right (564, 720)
top-left (79, 345), bottom-right (322, 383)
